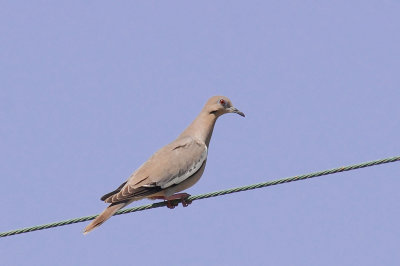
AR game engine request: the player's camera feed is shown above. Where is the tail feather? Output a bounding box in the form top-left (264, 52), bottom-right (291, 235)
top-left (83, 202), bottom-right (127, 235)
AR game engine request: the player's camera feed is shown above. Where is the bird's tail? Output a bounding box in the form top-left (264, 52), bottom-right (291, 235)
top-left (83, 202), bottom-right (127, 235)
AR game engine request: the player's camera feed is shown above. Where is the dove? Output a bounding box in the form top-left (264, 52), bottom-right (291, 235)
top-left (83, 95), bottom-right (244, 234)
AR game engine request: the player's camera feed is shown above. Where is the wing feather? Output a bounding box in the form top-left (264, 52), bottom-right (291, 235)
top-left (105, 137), bottom-right (207, 204)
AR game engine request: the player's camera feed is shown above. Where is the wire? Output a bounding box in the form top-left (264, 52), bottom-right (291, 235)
top-left (1, 155), bottom-right (399, 238)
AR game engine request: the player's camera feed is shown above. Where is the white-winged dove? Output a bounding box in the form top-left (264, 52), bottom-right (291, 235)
top-left (84, 96), bottom-right (244, 234)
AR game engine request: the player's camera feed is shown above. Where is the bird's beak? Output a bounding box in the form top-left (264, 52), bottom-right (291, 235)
top-left (228, 107), bottom-right (245, 117)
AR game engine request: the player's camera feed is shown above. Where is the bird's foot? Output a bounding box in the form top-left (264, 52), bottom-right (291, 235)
top-left (164, 193), bottom-right (192, 209)
top-left (149, 193), bottom-right (192, 208)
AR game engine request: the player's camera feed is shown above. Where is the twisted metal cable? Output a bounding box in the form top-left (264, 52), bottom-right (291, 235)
top-left (1, 155), bottom-right (399, 238)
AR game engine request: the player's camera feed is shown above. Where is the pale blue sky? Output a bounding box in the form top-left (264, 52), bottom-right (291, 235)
top-left (1, 1), bottom-right (399, 265)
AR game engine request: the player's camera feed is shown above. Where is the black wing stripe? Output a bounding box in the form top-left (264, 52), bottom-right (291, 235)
top-left (100, 181), bottom-right (127, 201)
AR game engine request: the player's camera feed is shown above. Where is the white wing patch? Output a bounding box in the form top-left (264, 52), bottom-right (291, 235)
top-left (160, 146), bottom-right (208, 189)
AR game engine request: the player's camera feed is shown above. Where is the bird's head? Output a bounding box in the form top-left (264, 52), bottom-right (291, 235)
top-left (205, 96), bottom-right (245, 118)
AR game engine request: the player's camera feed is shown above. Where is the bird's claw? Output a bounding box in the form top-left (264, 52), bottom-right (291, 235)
top-left (181, 197), bottom-right (192, 207)
top-left (164, 193), bottom-right (192, 209)
top-left (166, 200), bottom-right (179, 209)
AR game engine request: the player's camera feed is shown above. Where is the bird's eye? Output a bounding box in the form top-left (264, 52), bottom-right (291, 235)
top-left (219, 99), bottom-right (226, 106)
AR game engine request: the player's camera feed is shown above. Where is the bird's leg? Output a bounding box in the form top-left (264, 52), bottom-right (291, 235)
top-left (149, 193), bottom-right (192, 208)
top-left (166, 200), bottom-right (179, 209)
top-left (164, 193), bottom-right (192, 208)
top-left (148, 195), bottom-right (177, 208)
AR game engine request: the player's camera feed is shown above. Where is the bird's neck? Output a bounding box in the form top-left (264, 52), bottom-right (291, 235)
top-left (178, 111), bottom-right (217, 147)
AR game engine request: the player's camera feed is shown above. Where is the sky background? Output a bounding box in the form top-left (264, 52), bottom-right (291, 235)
top-left (1, 1), bottom-right (399, 265)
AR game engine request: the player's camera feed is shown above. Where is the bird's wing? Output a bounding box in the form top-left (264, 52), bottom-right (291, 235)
top-left (104, 136), bottom-right (207, 204)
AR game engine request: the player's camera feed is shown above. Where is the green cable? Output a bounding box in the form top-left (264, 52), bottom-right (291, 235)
top-left (1, 155), bottom-right (399, 238)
